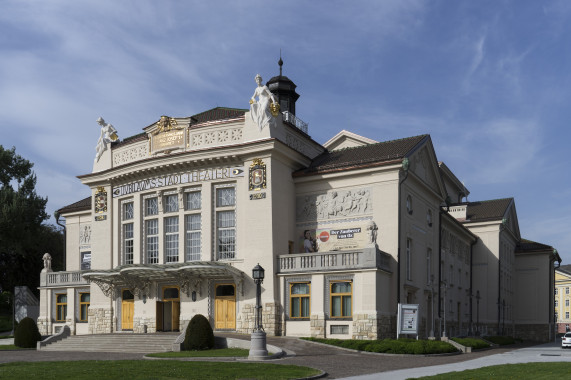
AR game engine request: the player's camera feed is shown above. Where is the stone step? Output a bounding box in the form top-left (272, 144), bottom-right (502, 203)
top-left (42, 333), bottom-right (179, 353)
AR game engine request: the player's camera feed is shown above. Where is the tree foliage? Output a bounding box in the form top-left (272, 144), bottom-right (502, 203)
top-left (0, 146), bottom-right (62, 295)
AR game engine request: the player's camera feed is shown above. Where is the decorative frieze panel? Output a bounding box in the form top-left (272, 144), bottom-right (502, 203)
top-left (296, 188), bottom-right (372, 222)
top-left (190, 127), bottom-right (242, 148)
top-left (113, 144), bottom-right (149, 166)
top-left (285, 133), bottom-right (305, 155)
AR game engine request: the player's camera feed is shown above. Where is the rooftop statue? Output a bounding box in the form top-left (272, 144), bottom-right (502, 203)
top-left (95, 117), bottom-right (118, 163)
top-left (250, 74), bottom-right (278, 131)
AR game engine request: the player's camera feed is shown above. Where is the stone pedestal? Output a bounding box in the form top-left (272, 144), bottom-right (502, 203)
top-left (248, 330), bottom-right (268, 360)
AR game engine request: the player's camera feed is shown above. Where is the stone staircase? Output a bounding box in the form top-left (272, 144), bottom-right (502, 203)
top-left (41, 333), bottom-right (179, 353)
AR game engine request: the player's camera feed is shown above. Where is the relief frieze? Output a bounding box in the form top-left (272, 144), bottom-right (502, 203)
top-left (296, 188), bottom-right (372, 222)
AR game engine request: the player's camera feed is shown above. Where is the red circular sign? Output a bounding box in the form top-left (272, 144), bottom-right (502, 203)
top-left (319, 231), bottom-right (330, 242)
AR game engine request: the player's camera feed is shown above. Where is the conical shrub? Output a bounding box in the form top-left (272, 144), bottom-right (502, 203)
top-left (183, 314), bottom-right (214, 351)
top-left (14, 317), bottom-right (41, 348)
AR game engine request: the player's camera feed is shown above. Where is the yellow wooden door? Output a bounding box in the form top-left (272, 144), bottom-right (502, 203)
top-left (122, 300), bottom-right (134, 330)
top-left (215, 297), bottom-right (236, 329)
top-left (172, 301), bottom-right (180, 331)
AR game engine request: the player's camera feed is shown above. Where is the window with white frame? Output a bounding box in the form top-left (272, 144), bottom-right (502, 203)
top-left (567, 287), bottom-right (569, 295)
top-left (144, 196), bottom-right (159, 264)
top-left (406, 238), bottom-right (412, 281)
top-left (185, 190), bottom-right (201, 261)
top-left (567, 312), bottom-right (570, 319)
top-left (216, 186), bottom-right (236, 260)
top-left (556, 300), bottom-right (559, 307)
top-left (122, 201), bottom-right (134, 265)
top-left (164, 216), bottom-right (179, 263)
top-left (164, 193), bottom-right (179, 213)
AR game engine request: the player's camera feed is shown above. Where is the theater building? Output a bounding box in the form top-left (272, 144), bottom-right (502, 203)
top-left (38, 66), bottom-right (560, 341)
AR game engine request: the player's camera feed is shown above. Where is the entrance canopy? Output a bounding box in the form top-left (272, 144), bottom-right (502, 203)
top-left (83, 262), bottom-right (247, 299)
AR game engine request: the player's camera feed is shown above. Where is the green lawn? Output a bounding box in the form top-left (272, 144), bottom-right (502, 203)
top-left (148, 348), bottom-right (250, 358)
top-left (0, 360), bottom-right (321, 380)
top-left (413, 362), bottom-right (571, 379)
top-left (0, 345), bottom-right (20, 350)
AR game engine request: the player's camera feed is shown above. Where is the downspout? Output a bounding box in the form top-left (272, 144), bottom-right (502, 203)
top-left (54, 210), bottom-right (66, 270)
top-left (437, 197), bottom-right (450, 323)
top-left (469, 237), bottom-right (477, 335)
top-left (396, 158), bottom-right (410, 311)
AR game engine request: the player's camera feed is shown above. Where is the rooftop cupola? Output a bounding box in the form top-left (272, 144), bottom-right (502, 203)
top-left (266, 57), bottom-right (300, 115)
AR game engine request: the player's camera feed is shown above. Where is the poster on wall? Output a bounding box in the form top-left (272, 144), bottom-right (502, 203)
top-left (397, 303), bottom-right (419, 337)
top-left (81, 251), bottom-right (91, 270)
top-left (297, 221), bottom-right (372, 253)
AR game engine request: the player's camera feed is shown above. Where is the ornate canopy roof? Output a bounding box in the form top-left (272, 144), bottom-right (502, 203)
top-left (83, 262), bottom-right (247, 299)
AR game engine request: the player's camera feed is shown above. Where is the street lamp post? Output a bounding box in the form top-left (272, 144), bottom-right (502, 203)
top-left (249, 263), bottom-right (268, 360)
top-left (441, 280), bottom-right (447, 338)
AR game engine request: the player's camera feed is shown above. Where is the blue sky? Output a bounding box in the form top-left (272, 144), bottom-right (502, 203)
top-left (1, 1), bottom-right (570, 263)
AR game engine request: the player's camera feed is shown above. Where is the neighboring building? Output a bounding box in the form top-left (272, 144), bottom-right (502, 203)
top-left (37, 62), bottom-right (561, 341)
top-left (555, 265), bottom-right (571, 334)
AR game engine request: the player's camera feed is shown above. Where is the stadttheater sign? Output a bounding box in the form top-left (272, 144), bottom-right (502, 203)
top-left (112, 166), bottom-right (245, 197)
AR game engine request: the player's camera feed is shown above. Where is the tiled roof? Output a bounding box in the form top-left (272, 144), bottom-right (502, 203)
top-left (191, 107), bottom-right (247, 124)
top-left (558, 264), bottom-right (571, 276)
top-left (464, 198), bottom-right (513, 222)
top-left (114, 132), bottom-right (147, 148)
top-left (57, 196), bottom-right (91, 215)
top-left (294, 134), bottom-right (428, 176)
top-left (516, 238), bottom-right (554, 253)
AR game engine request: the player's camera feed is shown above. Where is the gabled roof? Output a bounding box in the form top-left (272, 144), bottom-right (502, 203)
top-left (464, 198), bottom-right (513, 223)
top-left (323, 130), bottom-right (378, 151)
top-left (293, 134), bottom-right (428, 177)
top-left (557, 264), bottom-right (571, 276)
top-left (516, 239), bottom-right (554, 253)
top-left (191, 107), bottom-right (247, 124)
top-left (57, 196), bottom-right (91, 215)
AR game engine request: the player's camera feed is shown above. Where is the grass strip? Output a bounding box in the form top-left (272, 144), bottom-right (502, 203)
top-left (148, 348), bottom-right (249, 358)
top-left (414, 362), bottom-right (571, 379)
top-left (302, 337), bottom-right (457, 354)
top-left (0, 360), bottom-right (320, 380)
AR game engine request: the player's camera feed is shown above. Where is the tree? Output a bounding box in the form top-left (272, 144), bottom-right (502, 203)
top-left (0, 146), bottom-right (62, 296)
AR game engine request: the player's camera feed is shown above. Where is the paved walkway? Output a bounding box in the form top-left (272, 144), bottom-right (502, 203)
top-left (1, 333), bottom-right (568, 379)
top-left (341, 340), bottom-right (571, 379)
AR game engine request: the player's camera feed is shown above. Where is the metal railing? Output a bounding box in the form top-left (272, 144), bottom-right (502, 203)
top-left (282, 111), bottom-right (308, 134)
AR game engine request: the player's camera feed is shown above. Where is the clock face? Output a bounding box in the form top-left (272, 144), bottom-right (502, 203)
top-left (95, 190), bottom-right (107, 213)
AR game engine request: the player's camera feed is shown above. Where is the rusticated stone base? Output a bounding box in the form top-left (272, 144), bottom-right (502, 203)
top-left (37, 316), bottom-right (50, 336)
top-left (236, 302), bottom-right (282, 336)
top-left (132, 317), bottom-right (157, 333)
top-left (514, 323), bottom-right (550, 342)
top-left (352, 313), bottom-right (396, 340)
top-left (310, 314), bottom-right (326, 338)
top-left (88, 308), bottom-right (113, 334)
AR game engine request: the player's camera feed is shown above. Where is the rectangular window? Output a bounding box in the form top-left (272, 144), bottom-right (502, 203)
top-left (145, 197), bottom-right (158, 216)
top-left (123, 202), bottom-right (134, 220)
top-left (556, 300), bottom-right (559, 307)
top-left (567, 312), bottom-right (570, 319)
top-left (331, 281), bottom-right (352, 318)
top-left (216, 186), bottom-right (236, 260)
top-left (185, 191), bottom-right (201, 210)
top-left (290, 282), bottom-right (310, 318)
top-left (185, 214), bottom-right (201, 261)
top-left (330, 325), bottom-right (349, 334)
top-left (123, 223), bottom-right (134, 264)
top-left (79, 293), bottom-right (90, 322)
top-left (567, 287), bottom-right (570, 295)
top-left (426, 248), bottom-right (432, 285)
top-left (164, 216), bottom-right (179, 263)
top-left (56, 293), bottom-right (67, 322)
top-left (406, 239), bottom-right (412, 281)
top-left (566, 300), bottom-right (570, 307)
top-left (145, 219), bottom-right (159, 264)
top-left (164, 194), bottom-right (179, 213)
top-left (556, 288), bottom-right (558, 295)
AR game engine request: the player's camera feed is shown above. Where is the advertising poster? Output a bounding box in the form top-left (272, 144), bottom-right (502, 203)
top-left (298, 222), bottom-right (370, 253)
top-left (397, 303), bottom-right (419, 336)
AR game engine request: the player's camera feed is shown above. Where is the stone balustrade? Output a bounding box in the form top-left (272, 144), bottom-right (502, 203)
top-left (278, 247), bottom-right (391, 274)
top-left (40, 271), bottom-right (88, 287)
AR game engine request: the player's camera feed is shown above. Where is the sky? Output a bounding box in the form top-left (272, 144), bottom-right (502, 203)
top-left (1, 0), bottom-right (570, 263)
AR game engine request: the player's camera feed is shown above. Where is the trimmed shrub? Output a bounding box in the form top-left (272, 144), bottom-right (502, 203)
top-left (451, 337), bottom-right (490, 349)
top-left (302, 337), bottom-right (458, 355)
top-left (183, 314), bottom-right (214, 351)
top-left (484, 335), bottom-right (516, 345)
top-left (14, 317), bottom-right (41, 348)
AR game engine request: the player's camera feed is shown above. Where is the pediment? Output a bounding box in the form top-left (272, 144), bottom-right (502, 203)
top-left (323, 130), bottom-right (377, 151)
top-left (408, 143), bottom-right (446, 199)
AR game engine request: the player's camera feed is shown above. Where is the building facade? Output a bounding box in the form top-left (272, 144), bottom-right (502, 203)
top-left (555, 265), bottom-right (571, 334)
top-left (38, 67), bottom-right (560, 341)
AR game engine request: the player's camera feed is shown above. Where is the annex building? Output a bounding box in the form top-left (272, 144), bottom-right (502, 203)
top-left (38, 63), bottom-right (561, 341)
top-left (555, 264), bottom-right (571, 333)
